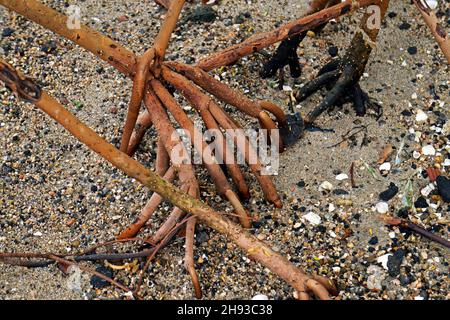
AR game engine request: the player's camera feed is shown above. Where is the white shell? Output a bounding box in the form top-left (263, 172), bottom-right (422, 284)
top-left (415, 109), bottom-right (428, 122)
top-left (376, 201), bottom-right (389, 214)
top-left (424, 0), bottom-right (438, 10)
top-left (335, 173), bottom-right (349, 181)
top-left (421, 145), bottom-right (436, 156)
top-left (302, 212), bottom-right (322, 225)
top-left (377, 254), bottom-right (393, 270)
top-left (319, 181), bottom-right (333, 192)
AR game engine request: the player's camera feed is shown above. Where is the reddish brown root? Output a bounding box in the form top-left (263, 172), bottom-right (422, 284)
top-left (155, 0), bottom-right (171, 9)
top-left (127, 111), bottom-right (153, 156)
top-left (160, 67), bottom-right (280, 207)
top-left (225, 190), bottom-right (251, 229)
top-left (120, 49), bottom-right (155, 152)
top-left (305, 279), bottom-right (331, 300)
top-left (150, 78), bottom-right (251, 226)
top-left (156, 137), bottom-right (170, 176)
top-left (313, 274), bottom-right (339, 296)
top-left (185, 216), bottom-right (202, 299)
top-left (207, 102), bottom-right (282, 208)
top-left (152, 0), bottom-right (186, 76)
top-left (258, 110), bottom-right (285, 152)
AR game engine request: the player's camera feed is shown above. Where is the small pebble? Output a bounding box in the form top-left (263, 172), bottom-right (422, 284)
top-left (436, 176), bottom-right (450, 202)
top-left (335, 173), bottom-right (349, 181)
top-left (377, 254), bottom-right (392, 270)
top-left (420, 184), bottom-right (435, 197)
top-left (407, 46), bottom-right (417, 55)
top-left (379, 182), bottom-right (399, 201)
top-left (368, 236), bottom-right (379, 245)
top-left (414, 196), bottom-right (429, 208)
top-left (328, 46), bottom-right (338, 57)
top-left (379, 162), bottom-right (391, 171)
top-left (319, 181), bottom-right (333, 192)
top-left (302, 212), bottom-right (321, 225)
top-left (376, 201), bottom-right (389, 214)
top-left (415, 109), bottom-right (428, 123)
top-left (421, 145), bottom-right (436, 156)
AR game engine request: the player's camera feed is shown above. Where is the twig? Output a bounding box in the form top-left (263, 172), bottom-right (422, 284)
top-left (82, 237), bottom-right (155, 255)
top-left (0, 252), bottom-right (139, 299)
top-left (349, 162), bottom-right (356, 188)
top-left (327, 125), bottom-right (368, 148)
top-left (379, 215), bottom-right (450, 249)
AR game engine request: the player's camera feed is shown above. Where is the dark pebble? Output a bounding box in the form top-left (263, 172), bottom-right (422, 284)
top-left (328, 46), bottom-right (338, 57)
top-left (387, 249), bottom-right (405, 277)
top-left (296, 180), bottom-right (306, 188)
top-left (379, 182), bottom-right (399, 201)
top-left (368, 236), bottom-right (379, 245)
top-left (252, 220), bottom-right (263, 228)
top-left (185, 5), bottom-right (217, 23)
top-left (398, 22), bottom-right (411, 30)
top-left (316, 225), bottom-right (326, 233)
top-left (333, 189), bottom-right (349, 195)
top-left (414, 196), bottom-right (429, 208)
top-left (40, 41), bottom-right (57, 54)
top-left (234, 12), bottom-right (251, 24)
top-left (388, 12), bottom-right (397, 18)
top-left (407, 46), bottom-right (417, 55)
top-left (2, 28), bottom-right (14, 37)
top-left (397, 207), bottom-right (409, 218)
top-left (399, 274), bottom-right (411, 286)
top-left (196, 231), bottom-right (209, 243)
top-left (401, 109), bottom-right (412, 117)
top-left (436, 176), bottom-right (450, 203)
top-left (419, 290), bottom-right (429, 300)
top-left (90, 266), bottom-right (113, 289)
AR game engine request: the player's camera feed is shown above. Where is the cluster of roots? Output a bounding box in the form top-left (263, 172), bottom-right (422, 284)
top-left (5, 0), bottom-right (445, 300)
